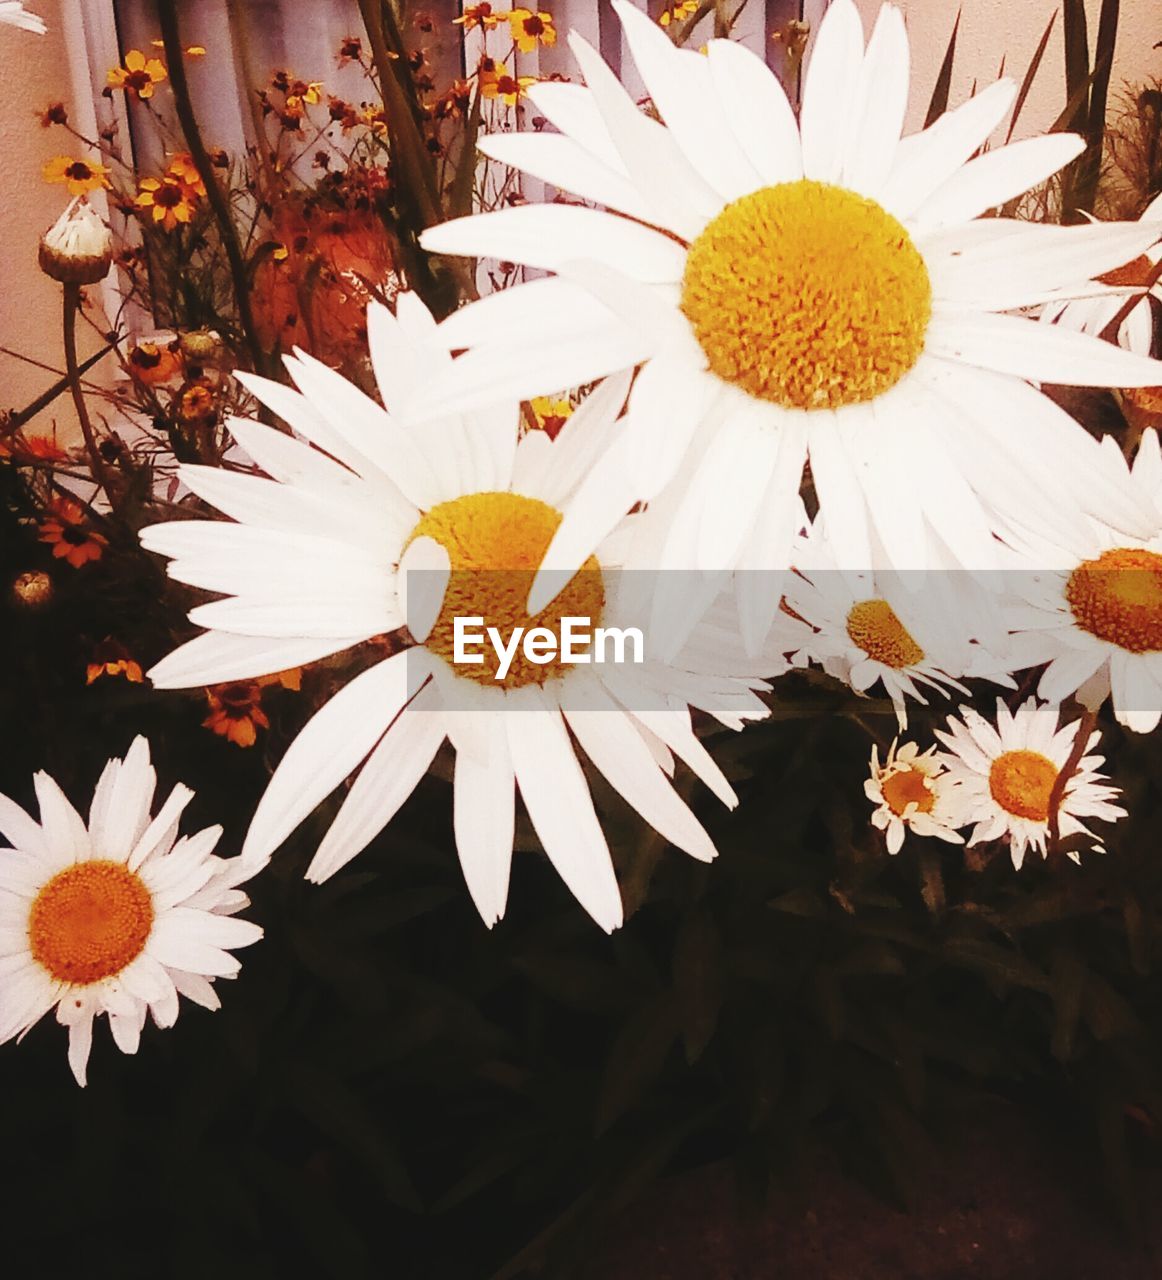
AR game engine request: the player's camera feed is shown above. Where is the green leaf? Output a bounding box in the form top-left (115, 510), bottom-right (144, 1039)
top-left (924, 10), bottom-right (960, 127)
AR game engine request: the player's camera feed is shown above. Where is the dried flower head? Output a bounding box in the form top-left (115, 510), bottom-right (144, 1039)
top-left (38, 198), bottom-right (113, 284)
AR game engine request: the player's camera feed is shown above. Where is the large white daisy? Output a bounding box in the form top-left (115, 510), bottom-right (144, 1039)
top-left (418, 0), bottom-right (1162, 648)
top-left (140, 294), bottom-right (769, 934)
top-left (1001, 429), bottom-right (1162, 733)
top-left (935, 698), bottom-right (1124, 868)
top-left (0, 737), bottom-right (262, 1086)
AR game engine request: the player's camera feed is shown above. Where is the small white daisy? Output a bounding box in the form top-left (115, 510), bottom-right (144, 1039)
top-left (419, 0), bottom-right (1162, 645)
top-left (0, 737), bottom-right (262, 1086)
top-left (141, 294), bottom-right (769, 935)
top-left (1041, 191), bottom-right (1162, 355)
top-left (1002, 430), bottom-right (1162, 733)
top-left (865, 739), bottom-right (963, 855)
top-left (935, 699), bottom-right (1125, 869)
top-left (781, 521), bottom-right (1012, 727)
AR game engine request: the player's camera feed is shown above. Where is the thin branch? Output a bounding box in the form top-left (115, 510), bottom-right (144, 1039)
top-left (156, 0), bottom-right (271, 376)
top-left (62, 284), bottom-right (118, 510)
top-left (1047, 707), bottom-right (1098, 854)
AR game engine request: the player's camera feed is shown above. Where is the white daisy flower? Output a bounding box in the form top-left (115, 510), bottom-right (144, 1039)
top-left (418, 0), bottom-right (1162, 648)
top-left (0, 3), bottom-right (45, 33)
top-left (1041, 191), bottom-right (1162, 355)
top-left (865, 739), bottom-right (963, 855)
top-left (782, 521), bottom-right (1012, 727)
top-left (1001, 429), bottom-right (1162, 733)
top-left (0, 737), bottom-right (262, 1087)
top-left (935, 698), bottom-right (1125, 869)
top-left (140, 294), bottom-right (769, 935)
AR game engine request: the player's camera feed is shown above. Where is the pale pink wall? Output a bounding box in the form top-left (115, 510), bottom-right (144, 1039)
top-left (0, 7), bottom-right (108, 444)
top-left (855, 0), bottom-right (1161, 142)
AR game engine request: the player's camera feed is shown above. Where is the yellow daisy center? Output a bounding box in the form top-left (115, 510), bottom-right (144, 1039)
top-left (845, 598), bottom-right (924, 668)
top-left (1066, 547), bottom-right (1162, 653)
top-left (680, 180), bottom-right (932, 410)
top-left (29, 860), bottom-right (154, 986)
top-left (881, 766), bottom-right (936, 817)
top-left (406, 492), bottom-right (604, 686)
top-left (988, 750), bottom-right (1059, 823)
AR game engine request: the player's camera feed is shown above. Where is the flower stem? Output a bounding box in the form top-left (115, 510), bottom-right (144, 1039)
top-left (62, 283), bottom-right (117, 509)
top-left (156, 0), bottom-right (271, 377)
top-left (1047, 707), bottom-right (1098, 856)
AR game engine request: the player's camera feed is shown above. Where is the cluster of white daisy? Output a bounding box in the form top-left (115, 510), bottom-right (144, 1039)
top-left (5, 0), bottom-right (1162, 1085)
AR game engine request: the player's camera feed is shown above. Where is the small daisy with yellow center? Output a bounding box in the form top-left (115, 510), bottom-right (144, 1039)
top-left (1002, 430), bottom-right (1162, 734)
top-left (0, 737), bottom-right (262, 1086)
top-left (140, 294), bottom-right (769, 933)
top-left (1041, 191), bottom-right (1162, 356)
top-left (935, 699), bottom-right (1124, 869)
top-left (865, 739), bottom-right (963, 855)
top-left (420, 0), bottom-right (1162, 649)
top-left (107, 49), bottom-right (167, 100)
top-left (780, 521), bottom-right (1012, 728)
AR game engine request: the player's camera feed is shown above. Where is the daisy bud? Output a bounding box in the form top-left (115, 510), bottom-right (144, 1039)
top-left (38, 198), bottom-right (112, 285)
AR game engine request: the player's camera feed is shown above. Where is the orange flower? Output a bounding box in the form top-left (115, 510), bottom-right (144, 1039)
top-left (135, 175), bottom-right (197, 229)
top-left (479, 59), bottom-right (535, 107)
top-left (659, 1), bottom-right (698, 27)
top-left (175, 379), bottom-right (218, 429)
top-left (38, 498), bottom-right (106, 569)
top-left (43, 155), bottom-right (111, 196)
top-left (203, 681), bottom-right (269, 748)
top-left (126, 341), bottom-right (182, 386)
top-left (508, 8), bottom-right (555, 52)
top-left (455, 3), bottom-right (504, 31)
top-left (0, 432), bottom-right (70, 463)
top-left (108, 49), bottom-right (167, 100)
top-left (167, 152), bottom-right (206, 197)
top-left (86, 639), bottom-right (144, 686)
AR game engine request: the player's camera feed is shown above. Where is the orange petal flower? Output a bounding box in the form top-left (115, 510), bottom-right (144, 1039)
top-left (42, 155), bottom-right (111, 196)
top-left (108, 49), bottom-right (168, 100)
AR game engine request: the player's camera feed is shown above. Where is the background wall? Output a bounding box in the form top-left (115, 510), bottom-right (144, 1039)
top-left (1, 0), bottom-right (1159, 441)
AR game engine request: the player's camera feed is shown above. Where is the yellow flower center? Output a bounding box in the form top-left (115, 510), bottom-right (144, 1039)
top-left (407, 492), bottom-right (604, 686)
top-left (881, 766), bottom-right (936, 817)
top-left (680, 180), bottom-right (932, 410)
top-left (29, 860), bottom-right (154, 986)
top-left (1066, 547), bottom-right (1162, 653)
top-left (845, 598), bottom-right (924, 668)
top-left (988, 750), bottom-right (1059, 822)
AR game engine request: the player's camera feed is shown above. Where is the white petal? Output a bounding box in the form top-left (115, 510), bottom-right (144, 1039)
top-left (506, 687), bottom-right (624, 932)
top-left (914, 133), bottom-right (1086, 228)
top-left (398, 536), bottom-right (450, 644)
top-left (705, 38), bottom-right (802, 186)
top-left (0, 793), bottom-right (48, 858)
top-left (799, 0), bottom-right (866, 185)
top-left (305, 681), bottom-right (446, 882)
top-left (452, 719), bottom-right (515, 928)
top-left (32, 772), bottom-right (89, 863)
top-left (241, 649), bottom-right (434, 867)
top-left (149, 631), bottom-right (363, 690)
top-left (187, 594), bottom-right (399, 641)
top-left (844, 3), bottom-right (909, 197)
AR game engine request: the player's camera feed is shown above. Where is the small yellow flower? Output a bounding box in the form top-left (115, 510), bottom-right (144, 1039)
top-left (135, 175), bottom-right (197, 230)
top-left (529, 395), bottom-right (572, 438)
top-left (508, 8), bottom-right (555, 52)
top-left (479, 59), bottom-right (536, 107)
top-left (455, 3), bottom-right (505, 31)
top-left (167, 151), bottom-right (206, 197)
top-left (659, 1), bottom-right (698, 27)
top-left (108, 49), bottom-right (168, 100)
top-left (150, 40), bottom-right (206, 57)
top-left (42, 155), bottom-right (111, 196)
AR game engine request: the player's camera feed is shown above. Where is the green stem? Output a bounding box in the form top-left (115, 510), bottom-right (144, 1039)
top-left (156, 0), bottom-right (271, 376)
top-left (62, 284), bottom-right (117, 510)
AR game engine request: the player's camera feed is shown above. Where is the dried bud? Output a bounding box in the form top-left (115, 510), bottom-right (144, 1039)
top-left (38, 198), bottom-right (112, 285)
top-left (178, 329), bottom-right (224, 367)
top-left (11, 570), bottom-right (53, 609)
